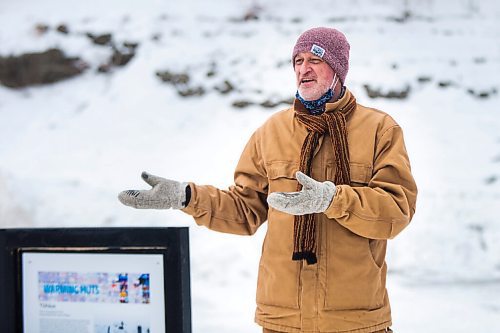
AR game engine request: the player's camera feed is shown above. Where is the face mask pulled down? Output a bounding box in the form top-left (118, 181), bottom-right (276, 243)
top-left (296, 74), bottom-right (339, 115)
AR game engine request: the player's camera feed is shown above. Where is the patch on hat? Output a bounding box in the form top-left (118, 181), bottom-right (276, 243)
top-left (311, 44), bottom-right (325, 58)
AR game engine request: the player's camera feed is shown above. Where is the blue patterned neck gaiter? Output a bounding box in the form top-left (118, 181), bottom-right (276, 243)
top-left (295, 89), bottom-right (333, 115)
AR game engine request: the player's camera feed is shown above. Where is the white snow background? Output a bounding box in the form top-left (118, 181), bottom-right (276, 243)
top-left (1, 0), bottom-right (500, 331)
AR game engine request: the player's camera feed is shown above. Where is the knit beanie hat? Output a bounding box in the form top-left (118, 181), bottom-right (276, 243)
top-left (292, 27), bottom-right (350, 84)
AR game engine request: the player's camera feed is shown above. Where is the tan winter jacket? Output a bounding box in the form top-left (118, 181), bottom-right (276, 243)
top-left (182, 89), bottom-right (418, 333)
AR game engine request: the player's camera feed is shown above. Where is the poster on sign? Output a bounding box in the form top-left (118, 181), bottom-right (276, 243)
top-left (22, 252), bottom-right (165, 333)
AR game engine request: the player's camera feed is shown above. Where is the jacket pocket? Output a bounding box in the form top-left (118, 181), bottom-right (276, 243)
top-left (323, 220), bottom-right (385, 310)
top-left (368, 239), bottom-right (387, 269)
top-left (256, 161), bottom-right (301, 309)
top-left (267, 161), bottom-right (299, 193)
top-left (256, 239), bottom-right (301, 309)
top-left (326, 162), bottom-right (372, 187)
top-left (349, 162), bottom-right (372, 187)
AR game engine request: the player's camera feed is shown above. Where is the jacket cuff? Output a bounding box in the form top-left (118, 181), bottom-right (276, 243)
top-left (180, 183), bottom-right (197, 215)
top-left (323, 184), bottom-right (346, 218)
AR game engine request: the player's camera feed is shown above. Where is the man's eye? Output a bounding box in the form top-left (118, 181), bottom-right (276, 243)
top-left (295, 60), bottom-right (303, 65)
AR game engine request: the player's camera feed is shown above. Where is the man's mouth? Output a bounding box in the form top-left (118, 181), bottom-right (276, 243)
top-left (300, 78), bottom-right (316, 85)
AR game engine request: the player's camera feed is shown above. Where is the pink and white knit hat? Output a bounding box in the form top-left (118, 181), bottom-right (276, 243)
top-left (292, 27), bottom-right (350, 84)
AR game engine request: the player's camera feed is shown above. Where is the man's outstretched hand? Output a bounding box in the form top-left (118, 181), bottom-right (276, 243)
top-left (118, 171), bottom-right (189, 209)
top-left (267, 171), bottom-right (336, 215)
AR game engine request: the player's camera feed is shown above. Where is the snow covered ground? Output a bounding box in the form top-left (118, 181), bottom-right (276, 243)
top-left (1, 0), bottom-right (500, 332)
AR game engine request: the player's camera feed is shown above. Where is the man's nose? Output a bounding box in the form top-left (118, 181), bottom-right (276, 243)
top-left (298, 62), bottom-right (312, 75)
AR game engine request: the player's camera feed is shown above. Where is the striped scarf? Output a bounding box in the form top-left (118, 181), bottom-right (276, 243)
top-left (293, 93), bottom-right (357, 264)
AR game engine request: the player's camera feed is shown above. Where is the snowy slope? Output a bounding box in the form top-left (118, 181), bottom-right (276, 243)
top-left (1, 0), bottom-right (500, 332)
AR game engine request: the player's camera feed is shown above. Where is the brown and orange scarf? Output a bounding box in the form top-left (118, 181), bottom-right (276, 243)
top-left (293, 92), bottom-right (357, 264)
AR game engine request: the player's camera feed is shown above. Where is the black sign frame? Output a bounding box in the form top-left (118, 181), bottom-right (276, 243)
top-left (0, 227), bottom-right (191, 333)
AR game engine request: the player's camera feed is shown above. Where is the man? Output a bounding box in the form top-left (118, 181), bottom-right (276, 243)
top-left (119, 27), bottom-right (417, 333)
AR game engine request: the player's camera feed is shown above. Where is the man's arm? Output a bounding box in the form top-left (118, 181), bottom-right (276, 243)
top-left (118, 131), bottom-right (269, 236)
top-left (324, 125), bottom-right (417, 240)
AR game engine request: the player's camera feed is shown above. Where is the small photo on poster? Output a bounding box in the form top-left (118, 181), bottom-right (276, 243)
top-left (38, 272), bottom-right (151, 304)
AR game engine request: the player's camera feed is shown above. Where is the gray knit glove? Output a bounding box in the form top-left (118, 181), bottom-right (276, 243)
top-left (118, 171), bottom-right (189, 209)
top-left (267, 171), bottom-right (336, 215)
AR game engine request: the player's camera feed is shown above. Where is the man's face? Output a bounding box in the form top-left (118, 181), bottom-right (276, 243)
top-left (294, 52), bottom-right (335, 101)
